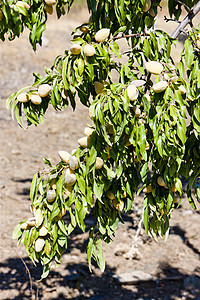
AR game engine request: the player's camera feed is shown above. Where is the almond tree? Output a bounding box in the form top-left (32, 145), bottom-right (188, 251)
top-left (1, 0), bottom-right (200, 279)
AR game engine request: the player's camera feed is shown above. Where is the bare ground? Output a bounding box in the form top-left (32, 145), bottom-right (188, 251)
top-left (0, 6), bottom-right (200, 300)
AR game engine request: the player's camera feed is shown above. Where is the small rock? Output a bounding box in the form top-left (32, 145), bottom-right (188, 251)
top-left (184, 276), bottom-right (200, 290)
top-left (0, 180), bottom-right (5, 189)
top-left (11, 149), bottom-right (21, 155)
top-left (63, 254), bottom-right (79, 262)
top-left (182, 210), bottom-right (193, 216)
top-left (113, 270), bottom-right (153, 284)
top-left (57, 286), bottom-right (68, 297)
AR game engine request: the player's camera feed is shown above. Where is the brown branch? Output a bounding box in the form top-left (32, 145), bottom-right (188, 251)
top-left (112, 32), bottom-right (149, 41)
top-left (175, 0), bottom-right (191, 12)
top-left (164, 16), bottom-right (181, 24)
top-left (171, 1), bottom-right (200, 39)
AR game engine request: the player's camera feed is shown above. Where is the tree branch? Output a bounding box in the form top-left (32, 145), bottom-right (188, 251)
top-left (112, 32), bottom-right (148, 41)
top-left (171, 1), bottom-right (200, 39)
top-left (175, 0), bottom-right (191, 12)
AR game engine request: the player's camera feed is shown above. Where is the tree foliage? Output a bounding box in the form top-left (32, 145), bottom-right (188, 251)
top-left (1, 0), bottom-right (200, 278)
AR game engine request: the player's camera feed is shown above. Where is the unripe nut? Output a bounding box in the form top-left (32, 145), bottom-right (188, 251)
top-left (84, 127), bottom-right (94, 137)
top-left (45, 5), bottom-right (53, 14)
top-left (146, 61), bottom-right (164, 75)
top-left (38, 84), bottom-right (51, 97)
top-left (44, 0), bottom-right (56, 6)
top-left (143, 184), bottom-right (152, 193)
top-left (152, 81), bottom-right (168, 93)
top-left (95, 157), bottom-right (104, 169)
top-left (30, 93), bottom-right (42, 105)
top-left (58, 151), bottom-right (71, 164)
top-left (107, 191), bottom-right (115, 200)
top-left (84, 44), bottom-right (95, 57)
top-left (94, 81), bottom-right (104, 94)
top-left (135, 107), bottom-right (141, 117)
top-left (131, 80), bottom-right (146, 87)
top-left (112, 199), bottom-right (124, 212)
top-left (70, 44), bottom-right (81, 55)
top-left (65, 173), bottom-right (76, 186)
top-left (35, 238), bottom-right (45, 252)
top-left (16, 1), bottom-right (30, 10)
top-left (95, 28), bottom-right (110, 42)
top-left (80, 26), bottom-right (89, 33)
top-left (178, 85), bottom-right (186, 94)
top-left (78, 136), bottom-right (89, 148)
top-left (142, 0), bottom-right (151, 12)
top-left (149, 8), bottom-right (155, 17)
top-left (20, 222), bottom-right (29, 230)
top-left (47, 189), bottom-right (56, 202)
top-left (69, 156), bottom-right (79, 170)
top-left (39, 226), bottom-right (48, 236)
top-left (17, 92), bottom-right (29, 103)
top-left (26, 217), bottom-right (36, 227)
top-left (157, 176), bottom-right (166, 187)
top-left (65, 168), bottom-right (74, 176)
top-left (127, 85), bottom-right (139, 101)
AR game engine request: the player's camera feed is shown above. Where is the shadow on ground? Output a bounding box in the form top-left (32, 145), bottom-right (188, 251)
top-left (1, 230), bottom-right (200, 300)
top-left (1, 256), bottom-right (200, 300)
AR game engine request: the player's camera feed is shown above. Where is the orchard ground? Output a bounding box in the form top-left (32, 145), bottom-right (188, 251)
top-left (0, 3), bottom-right (200, 300)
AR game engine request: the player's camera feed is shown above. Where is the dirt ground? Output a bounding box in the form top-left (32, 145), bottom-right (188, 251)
top-left (0, 5), bottom-right (200, 300)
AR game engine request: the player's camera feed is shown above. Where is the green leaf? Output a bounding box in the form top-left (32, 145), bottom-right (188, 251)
top-left (184, 39), bottom-right (194, 69)
top-left (177, 123), bottom-right (186, 145)
top-left (58, 220), bottom-right (68, 235)
top-left (62, 56), bottom-right (70, 90)
top-left (110, 41), bottom-right (121, 58)
top-left (40, 263), bottom-right (51, 280)
top-left (97, 239), bottom-right (105, 272)
top-left (30, 173), bottom-right (38, 205)
top-left (178, 60), bottom-right (185, 78)
top-left (143, 205), bottom-right (149, 234)
top-left (87, 233), bottom-right (94, 272)
top-left (12, 223), bottom-right (23, 239)
top-left (77, 177), bottom-right (86, 195)
top-left (94, 181), bottom-right (104, 202)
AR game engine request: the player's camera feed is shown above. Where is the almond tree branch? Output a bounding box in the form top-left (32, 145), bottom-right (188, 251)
top-left (175, 0), bottom-right (191, 12)
top-left (171, 1), bottom-right (200, 39)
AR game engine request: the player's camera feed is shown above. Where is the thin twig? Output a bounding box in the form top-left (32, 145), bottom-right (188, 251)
top-left (12, 248), bottom-right (35, 300)
top-left (164, 16), bottom-right (180, 24)
top-left (175, 0), bottom-right (191, 12)
top-left (125, 212), bottom-right (144, 259)
top-left (112, 32), bottom-right (149, 41)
